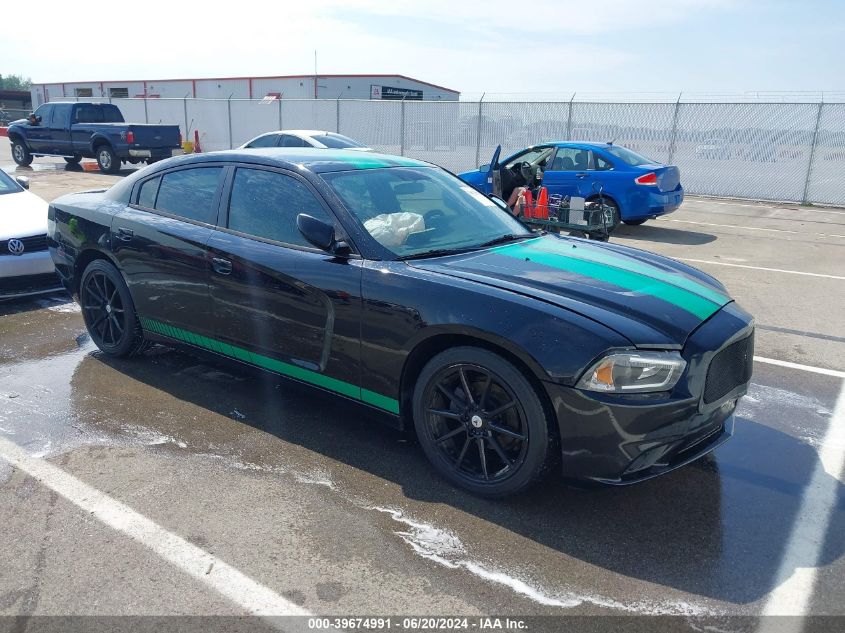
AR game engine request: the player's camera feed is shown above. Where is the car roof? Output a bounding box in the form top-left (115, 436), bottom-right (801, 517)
top-left (254, 130), bottom-right (337, 138)
top-left (154, 148), bottom-right (430, 174)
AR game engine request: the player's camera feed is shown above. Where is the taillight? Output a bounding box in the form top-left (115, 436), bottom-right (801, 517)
top-left (635, 172), bottom-right (658, 186)
top-left (126, 131), bottom-right (135, 144)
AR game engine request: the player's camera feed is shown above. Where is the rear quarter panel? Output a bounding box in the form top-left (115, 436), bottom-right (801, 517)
top-left (48, 192), bottom-right (125, 293)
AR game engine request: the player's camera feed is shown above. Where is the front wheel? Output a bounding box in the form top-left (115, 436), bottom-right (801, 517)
top-left (413, 347), bottom-right (557, 497)
top-left (79, 260), bottom-right (147, 357)
top-left (11, 141), bottom-right (33, 166)
top-left (95, 145), bottom-right (119, 174)
top-left (64, 155), bottom-right (82, 165)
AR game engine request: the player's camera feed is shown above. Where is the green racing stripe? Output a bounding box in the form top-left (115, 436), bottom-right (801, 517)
top-left (138, 317), bottom-right (400, 414)
top-left (494, 240), bottom-right (726, 320)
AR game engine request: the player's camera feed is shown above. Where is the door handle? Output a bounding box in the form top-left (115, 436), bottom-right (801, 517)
top-left (575, 172), bottom-right (590, 179)
top-left (115, 227), bottom-right (133, 241)
top-left (212, 257), bottom-right (232, 275)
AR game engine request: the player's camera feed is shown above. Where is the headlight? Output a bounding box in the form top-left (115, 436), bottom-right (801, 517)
top-left (577, 351), bottom-right (687, 393)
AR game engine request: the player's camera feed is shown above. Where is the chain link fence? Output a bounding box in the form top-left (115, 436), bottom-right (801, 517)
top-left (45, 96), bottom-right (845, 206)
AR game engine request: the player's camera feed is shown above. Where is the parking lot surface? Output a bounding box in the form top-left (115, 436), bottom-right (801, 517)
top-left (2, 139), bottom-right (844, 630)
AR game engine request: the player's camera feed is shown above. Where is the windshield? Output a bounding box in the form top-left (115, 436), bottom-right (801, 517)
top-left (605, 145), bottom-right (657, 166)
top-left (322, 167), bottom-right (531, 258)
top-left (0, 170), bottom-right (22, 196)
top-left (312, 133), bottom-right (367, 149)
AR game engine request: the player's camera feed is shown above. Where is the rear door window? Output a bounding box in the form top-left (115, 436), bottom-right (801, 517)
top-left (137, 176), bottom-right (161, 208)
top-left (280, 135), bottom-right (309, 147)
top-left (245, 134), bottom-right (280, 148)
top-left (154, 167), bottom-right (223, 224)
top-left (227, 167), bottom-right (333, 247)
top-left (548, 147), bottom-right (590, 171)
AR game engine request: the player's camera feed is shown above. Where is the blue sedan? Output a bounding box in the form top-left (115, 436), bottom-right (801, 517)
top-left (459, 142), bottom-right (684, 227)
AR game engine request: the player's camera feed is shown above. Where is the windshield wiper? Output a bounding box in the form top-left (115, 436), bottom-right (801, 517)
top-left (473, 234), bottom-right (535, 249)
top-left (397, 248), bottom-right (472, 261)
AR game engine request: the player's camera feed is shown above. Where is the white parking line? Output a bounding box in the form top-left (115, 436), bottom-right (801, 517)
top-left (0, 436), bottom-right (310, 619)
top-left (688, 199), bottom-right (845, 216)
top-left (754, 357), bottom-right (845, 379)
top-left (677, 258), bottom-right (845, 281)
top-left (667, 218), bottom-right (800, 234)
top-left (757, 381), bottom-right (845, 627)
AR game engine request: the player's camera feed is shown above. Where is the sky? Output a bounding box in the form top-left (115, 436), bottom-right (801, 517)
top-left (2, 0), bottom-right (843, 98)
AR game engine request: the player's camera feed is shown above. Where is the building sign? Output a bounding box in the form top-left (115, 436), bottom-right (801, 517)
top-left (371, 85), bottom-right (423, 100)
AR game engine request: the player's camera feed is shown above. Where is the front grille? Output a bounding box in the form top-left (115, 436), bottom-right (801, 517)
top-left (703, 332), bottom-right (754, 404)
top-left (0, 234), bottom-right (48, 256)
top-left (0, 273), bottom-right (62, 296)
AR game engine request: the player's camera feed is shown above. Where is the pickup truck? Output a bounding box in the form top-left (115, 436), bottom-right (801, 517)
top-left (7, 102), bottom-right (182, 174)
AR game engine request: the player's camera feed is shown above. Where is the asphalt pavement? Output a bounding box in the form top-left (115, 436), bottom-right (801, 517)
top-left (1, 140), bottom-right (843, 632)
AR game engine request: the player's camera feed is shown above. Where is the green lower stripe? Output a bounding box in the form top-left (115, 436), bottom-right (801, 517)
top-left (139, 318), bottom-right (398, 413)
top-left (496, 242), bottom-right (720, 320)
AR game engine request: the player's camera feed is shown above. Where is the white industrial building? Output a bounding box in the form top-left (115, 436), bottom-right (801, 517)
top-left (31, 74), bottom-right (459, 106)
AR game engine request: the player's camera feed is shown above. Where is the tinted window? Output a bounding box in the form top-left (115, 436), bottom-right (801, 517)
top-left (245, 134), bottom-right (280, 148)
top-left (280, 135), bottom-right (309, 148)
top-left (311, 134), bottom-right (366, 149)
top-left (51, 104), bottom-right (72, 128)
top-left (155, 167), bottom-right (223, 224)
top-left (137, 176), bottom-right (161, 208)
top-left (228, 168), bottom-right (332, 247)
top-left (74, 104), bottom-right (123, 123)
top-left (605, 145), bottom-right (656, 166)
top-left (503, 146), bottom-right (554, 169)
top-left (594, 154), bottom-right (613, 170)
top-left (33, 104), bottom-right (52, 124)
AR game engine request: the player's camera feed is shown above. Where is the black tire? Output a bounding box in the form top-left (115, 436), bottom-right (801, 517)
top-left (64, 155), bottom-right (82, 165)
top-left (413, 346), bottom-right (557, 497)
top-left (598, 198), bottom-right (621, 231)
top-left (11, 140), bottom-right (33, 166)
top-left (95, 145), bottom-right (119, 174)
top-left (79, 260), bottom-right (148, 357)
top-left (623, 219), bottom-right (648, 226)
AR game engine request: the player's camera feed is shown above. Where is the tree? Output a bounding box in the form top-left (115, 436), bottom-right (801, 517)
top-left (0, 75), bottom-right (32, 91)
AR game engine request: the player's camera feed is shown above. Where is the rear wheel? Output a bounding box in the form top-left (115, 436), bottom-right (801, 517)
top-left (623, 218), bottom-right (648, 226)
top-left (11, 141), bottom-right (33, 166)
top-left (79, 260), bottom-right (147, 357)
top-left (95, 145), bottom-right (119, 174)
top-left (413, 347), bottom-right (556, 497)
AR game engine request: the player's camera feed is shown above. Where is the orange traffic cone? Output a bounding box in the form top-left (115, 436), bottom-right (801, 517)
top-left (535, 187), bottom-right (549, 219)
top-left (522, 189), bottom-right (534, 218)
top-left (194, 129), bottom-right (202, 153)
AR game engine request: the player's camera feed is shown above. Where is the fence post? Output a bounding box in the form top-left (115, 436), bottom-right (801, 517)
top-left (227, 97), bottom-right (233, 149)
top-left (667, 92), bottom-right (682, 164)
top-left (802, 102), bottom-right (824, 204)
top-left (183, 98), bottom-right (189, 139)
top-left (400, 99), bottom-right (406, 156)
top-left (278, 98), bottom-right (283, 130)
top-left (565, 93), bottom-right (575, 139)
top-left (143, 98), bottom-right (148, 124)
top-left (336, 98), bottom-right (341, 133)
top-left (475, 93), bottom-right (485, 168)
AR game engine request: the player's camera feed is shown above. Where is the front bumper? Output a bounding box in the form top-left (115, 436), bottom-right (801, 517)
top-left (0, 251), bottom-right (63, 299)
top-left (545, 301), bottom-right (753, 484)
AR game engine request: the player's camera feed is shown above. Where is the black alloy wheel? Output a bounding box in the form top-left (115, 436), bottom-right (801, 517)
top-left (79, 260), bottom-right (146, 357)
top-left (414, 347), bottom-right (556, 497)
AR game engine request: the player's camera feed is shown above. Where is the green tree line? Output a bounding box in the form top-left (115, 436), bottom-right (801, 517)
top-left (0, 75), bottom-right (32, 91)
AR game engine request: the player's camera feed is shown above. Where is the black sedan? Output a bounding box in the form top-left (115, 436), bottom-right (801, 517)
top-left (48, 149), bottom-right (753, 497)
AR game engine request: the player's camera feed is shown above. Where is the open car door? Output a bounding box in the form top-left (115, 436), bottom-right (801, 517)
top-left (485, 145), bottom-right (502, 197)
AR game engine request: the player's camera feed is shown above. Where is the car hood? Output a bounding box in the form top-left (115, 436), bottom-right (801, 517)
top-left (409, 235), bottom-right (732, 346)
top-left (0, 190), bottom-right (49, 240)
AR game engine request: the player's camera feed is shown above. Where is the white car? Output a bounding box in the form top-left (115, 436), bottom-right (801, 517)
top-left (239, 130), bottom-right (372, 151)
top-left (0, 171), bottom-right (62, 300)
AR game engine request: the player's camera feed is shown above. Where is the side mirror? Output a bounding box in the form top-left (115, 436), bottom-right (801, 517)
top-left (478, 163), bottom-right (490, 172)
top-left (297, 214), bottom-right (349, 255)
top-left (488, 194), bottom-right (509, 211)
top-left (15, 176), bottom-right (30, 189)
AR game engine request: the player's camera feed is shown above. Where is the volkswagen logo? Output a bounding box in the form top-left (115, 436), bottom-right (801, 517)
top-left (7, 239), bottom-right (25, 256)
